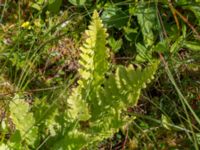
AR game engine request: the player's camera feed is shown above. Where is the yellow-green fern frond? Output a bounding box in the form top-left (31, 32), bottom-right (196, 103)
top-left (89, 61), bottom-right (159, 142)
top-left (79, 10), bottom-right (109, 87)
top-left (93, 60), bottom-right (159, 118)
top-left (67, 10), bottom-right (109, 121)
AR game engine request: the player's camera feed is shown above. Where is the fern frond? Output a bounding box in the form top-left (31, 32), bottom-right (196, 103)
top-left (78, 10), bottom-right (109, 87)
top-left (9, 94), bottom-right (38, 147)
top-left (89, 61), bottom-right (159, 142)
top-left (91, 61), bottom-right (159, 119)
top-left (67, 10), bottom-right (108, 121)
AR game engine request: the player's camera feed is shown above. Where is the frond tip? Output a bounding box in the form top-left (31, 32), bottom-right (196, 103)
top-left (79, 10), bottom-right (109, 86)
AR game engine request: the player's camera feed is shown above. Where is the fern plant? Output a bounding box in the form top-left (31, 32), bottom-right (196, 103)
top-left (52, 10), bottom-right (159, 149)
top-left (4, 10), bottom-right (159, 150)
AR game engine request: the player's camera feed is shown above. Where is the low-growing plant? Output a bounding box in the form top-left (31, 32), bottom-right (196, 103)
top-left (0, 10), bottom-right (159, 149)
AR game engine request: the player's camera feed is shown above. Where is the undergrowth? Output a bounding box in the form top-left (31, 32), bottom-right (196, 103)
top-left (0, 0), bottom-right (200, 149)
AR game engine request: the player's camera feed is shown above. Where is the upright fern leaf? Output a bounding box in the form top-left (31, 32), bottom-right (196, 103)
top-left (67, 10), bottom-right (108, 121)
top-left (79, 10), bottom-right (109, 87)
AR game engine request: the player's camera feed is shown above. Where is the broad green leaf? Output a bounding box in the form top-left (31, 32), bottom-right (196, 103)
top-left (48, 0), bottom-right (62, 13)
top-left (101, 6), bottom-right (129, 28)
top-left (136, 3), bottom-right (157, 47)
